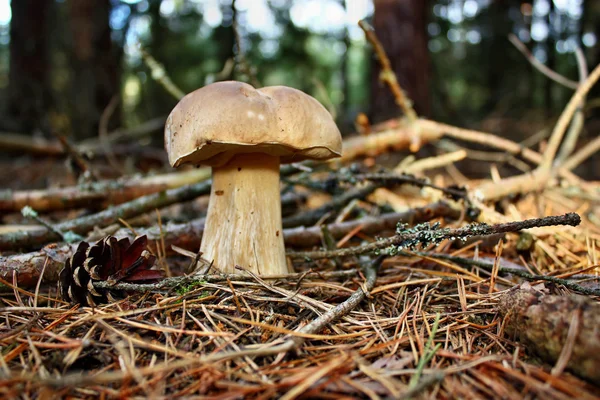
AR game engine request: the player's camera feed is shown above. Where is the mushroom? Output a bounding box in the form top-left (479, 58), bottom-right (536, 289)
top-left (165, 81), bottom-right (342, 275)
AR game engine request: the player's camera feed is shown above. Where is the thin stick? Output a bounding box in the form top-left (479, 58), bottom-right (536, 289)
top-left (141, 48), bottom-right (185, 100)
top-left (358, 20), bottom-right (417, 121)
top-left (508, 34), bottom-right (579, 90)
top-left (282, 183), bottom-right (379, 229)
top-left (289, 213), bottom-right (580, 260)
top-left (55, 134), bottom-right (99, 182)
top-left (542, 63), bottom-right (600, 170)
top-left (555, 47), bottom-right (588, 164)
top-left (416, 252), bottom-right (600, 296)
top-left (562, 135), bottom-right (600, 171)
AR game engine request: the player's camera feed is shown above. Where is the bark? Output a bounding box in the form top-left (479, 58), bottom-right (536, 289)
top-left (370, 0), bottom-right (430, 122)
top-left (498, 288), bottom-right (600, 383)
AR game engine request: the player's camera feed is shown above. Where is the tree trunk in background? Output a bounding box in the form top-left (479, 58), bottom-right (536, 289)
top-left (369, 0), bottom-right (430, 123)
top-left (483, 0), bottom-right (512, 113)
top-left (67, 0), bottom-right (120, 139)
top-left (6, 0), bottom-right (52, 133)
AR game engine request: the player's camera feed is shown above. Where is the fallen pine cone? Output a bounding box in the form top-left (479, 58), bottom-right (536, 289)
top-left (59, 235), bottom-right (163, 306)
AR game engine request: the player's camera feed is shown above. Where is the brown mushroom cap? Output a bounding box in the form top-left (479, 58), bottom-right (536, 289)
top-left (165, 81), bottom-right (342, 167)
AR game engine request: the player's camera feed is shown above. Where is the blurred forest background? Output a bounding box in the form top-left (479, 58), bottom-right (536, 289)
top-left (1, 0), bottom-right (599, 172)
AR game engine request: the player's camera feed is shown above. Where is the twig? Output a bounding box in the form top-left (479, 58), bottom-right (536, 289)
top-left (358, 20), bottom-right (417, 122)
top-left (542, 63), bottom-right (600, 170)
top-left (412, 252), bottom-right (600, 296)
top-left (232, 1), bottom-right (260, 88)
top-left (0, 168), bottom-right (210, 213)
top-left (0, 202), bottom-right (457, 288)
top-left (97, 95), bottom-right (123, 174)
top-left (141, 48), bottom-right (185, 100)
top-left (473, 167), bottom-right (551, 202)
top-left (508, 34), bottom-right (579, 90)
top-left (55, 134), bottom-right (100, 182)
top-left (438, 140), bottom-right (532, 173)
top-left (346, 173), bottom-right (468, 201)
top-left (94, 268), bottom-right (360, 293)
top-left (282, 183), bottom-right (379, 228)
top-left (289, 213), bottom-right (580, 260)
top-left (562, 135), bottom-right (600, 171)
top-left (20, 206), bottom-right (81, 244)
top-left (556, 47), bottom-right (588, 164)
top-left (0, 180), bottom-right (213, 250)
top-left (399, 150), bottom-right (467, 174)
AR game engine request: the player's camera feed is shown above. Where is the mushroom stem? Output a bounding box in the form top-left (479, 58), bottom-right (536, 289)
top-left (200, 153), bottom-right (290, 275)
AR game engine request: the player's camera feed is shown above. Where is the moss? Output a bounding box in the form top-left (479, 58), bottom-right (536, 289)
top-left (175, 280), bottom-right (207, 296)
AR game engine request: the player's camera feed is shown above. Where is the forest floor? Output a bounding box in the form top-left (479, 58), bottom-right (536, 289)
top-left (0, 24), bottom-right (600, 400)
top-left (0, 116), bottom-right (599, 399)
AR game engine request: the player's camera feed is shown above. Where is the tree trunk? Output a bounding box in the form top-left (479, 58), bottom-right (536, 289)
top-left (6, 0), bottom-right (52, 133)
top-left (369, 0), bottom-right (430, 122)
top-left (67, 0), bottom-right (120, 139)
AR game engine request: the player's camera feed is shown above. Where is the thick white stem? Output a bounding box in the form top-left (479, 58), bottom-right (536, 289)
top-left (200, 153), bottom-right (290, 275)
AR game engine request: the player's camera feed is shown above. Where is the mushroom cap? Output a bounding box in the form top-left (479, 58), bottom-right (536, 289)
top-left (165, 81), bottom-right (342, 167)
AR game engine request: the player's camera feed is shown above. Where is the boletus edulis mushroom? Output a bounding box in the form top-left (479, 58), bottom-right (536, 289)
top-left (165, 81), bottom-right (342, 275)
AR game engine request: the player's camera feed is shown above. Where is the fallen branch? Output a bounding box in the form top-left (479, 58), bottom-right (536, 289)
top-left (289, 213), bottom-right (580, 260)
top-left (0, 119), bottom-right (166, 158)
top-left (0, 168), bottom-right (210, 213)
top-left (345, 173), bottom-right (468, 200)
top-left (498, 288), bottom-right (600, 383)
top-left (282, 183), bottom-right (379, 228)
top-left (0, 180), bottom-right (213, 250)
top-left (0, 202), bottom-right (457, 287)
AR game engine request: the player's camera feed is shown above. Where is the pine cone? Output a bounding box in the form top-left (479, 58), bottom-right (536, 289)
top-left (59, 235), bottom-right (163, 306)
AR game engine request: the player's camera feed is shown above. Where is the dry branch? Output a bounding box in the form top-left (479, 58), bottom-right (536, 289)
top-left (0, 169), bottom-right (210, 213)
top-left (0, 202), bottom-right (458, 288)
top-left (290, 213), bottom-right (580, 260)
top-left (0, 180), bottom-right (213, 250)
top-left (358, 20), bottom-right (417, 122)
